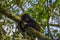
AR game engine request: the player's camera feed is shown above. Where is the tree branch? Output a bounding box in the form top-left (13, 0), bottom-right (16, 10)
top-left (0, 7), bottom-right (20, 22)
top-left (0, 7), bottom-right (52, 40)
top-left (26, 27), bottom-right (52, 40)
top-left (49, 24), bottom-right (60, 27)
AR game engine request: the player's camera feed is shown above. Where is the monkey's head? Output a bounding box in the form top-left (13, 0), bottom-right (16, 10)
top-left (21, 14), bottom-right (30, 22)
top-left (21, 14), bottom-right (36, 23)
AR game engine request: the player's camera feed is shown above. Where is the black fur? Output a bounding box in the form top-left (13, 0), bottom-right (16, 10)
top-left (18, 14), bottom-right (40, 32)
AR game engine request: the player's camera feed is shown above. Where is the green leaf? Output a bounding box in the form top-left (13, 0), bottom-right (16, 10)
top-left (57, 33), bottom-right (60, 39)
top-left (0, 13), bottom-right (3, 19)
top-left (53, 30), bottom-right (58, 33)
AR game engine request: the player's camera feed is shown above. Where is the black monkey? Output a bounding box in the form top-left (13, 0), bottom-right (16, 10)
top-left (18, 14), bottom-right (40, 32)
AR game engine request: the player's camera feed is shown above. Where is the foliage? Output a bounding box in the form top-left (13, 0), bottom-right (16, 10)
top-left (0, 0), bottom-right (60, 40)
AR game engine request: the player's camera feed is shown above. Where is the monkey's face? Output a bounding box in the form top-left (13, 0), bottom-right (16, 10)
top-left (21, 14), bottom-right (31, 23)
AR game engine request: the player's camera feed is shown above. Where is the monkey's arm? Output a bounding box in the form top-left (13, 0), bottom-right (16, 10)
top-left (18, 20), bottom-right (26, 32)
